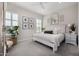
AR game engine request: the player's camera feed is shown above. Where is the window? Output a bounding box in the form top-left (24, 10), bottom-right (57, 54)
top-left (36, 19), bottom-right (42, 32)
top-left (5, 11), bottom-right (18, 27)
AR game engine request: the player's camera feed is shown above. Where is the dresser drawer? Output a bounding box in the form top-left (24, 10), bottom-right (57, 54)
top-left (65, 40), bottom-right (77, 46)
top-left (65, 33), bottom-right (77, 46)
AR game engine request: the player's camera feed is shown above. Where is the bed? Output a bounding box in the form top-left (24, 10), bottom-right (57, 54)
top-left (33, 25), bottom-right (65, 53)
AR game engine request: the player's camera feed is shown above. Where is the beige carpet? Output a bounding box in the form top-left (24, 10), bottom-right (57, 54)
top-left (6, 39), bottom-right (79, 56)
top-left (0, 41), bottom-right (4, 56)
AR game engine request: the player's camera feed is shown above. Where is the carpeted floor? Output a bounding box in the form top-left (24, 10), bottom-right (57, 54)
top-left (0, 42), bottom-right (4, 56)
top-left (6, 39), bottom-right (79, 56)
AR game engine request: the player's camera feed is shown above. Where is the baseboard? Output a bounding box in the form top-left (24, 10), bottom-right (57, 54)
top-left (18, 39), bottom-right (28, 43)
top-left (17, 38), bottom-right (32, 43)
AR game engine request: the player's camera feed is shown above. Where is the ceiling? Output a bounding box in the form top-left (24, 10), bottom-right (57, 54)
top-left (11, 2), bottom-right (77, 15)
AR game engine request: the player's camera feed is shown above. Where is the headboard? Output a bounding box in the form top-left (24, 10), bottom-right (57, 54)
top-left (45, 24), bottom-right (65, 34)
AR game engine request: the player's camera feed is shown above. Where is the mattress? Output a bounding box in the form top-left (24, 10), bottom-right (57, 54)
top-left (33, 33), bottom-right (64, 44)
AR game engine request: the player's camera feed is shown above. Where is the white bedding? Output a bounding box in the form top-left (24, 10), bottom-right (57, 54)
top-left (33, 25), bottom-right (65, 52)
top-left (33, 32), bottom-right (64, 46)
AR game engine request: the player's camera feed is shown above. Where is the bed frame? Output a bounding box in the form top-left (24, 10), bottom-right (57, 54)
top-left (33, 37), bottom-right (60, 53)
top-left (33, 25), bottom-right (65, 53)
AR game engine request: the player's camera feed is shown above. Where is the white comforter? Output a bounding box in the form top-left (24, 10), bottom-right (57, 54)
top-left (33, 32), bottom-right (64, 45)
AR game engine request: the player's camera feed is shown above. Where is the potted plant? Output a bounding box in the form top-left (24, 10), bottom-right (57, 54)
top-left (7, 26), bottom-right (19, 45)
top-left (42, 28), bottom-right (45, 31)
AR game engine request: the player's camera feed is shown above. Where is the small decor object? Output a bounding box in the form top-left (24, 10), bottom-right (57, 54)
top-left (28, 18), bottom-right (34, 23)
top-left (68, 24), bottom-right (76, 33)
top-left (70, 24), bottom-right (76, 31)
top-left (22, 23), bottom-right (28, 30)
top-left (28, 23), bottom-right (34, 29)
top-left (22, 16), bottom-right (28, 23)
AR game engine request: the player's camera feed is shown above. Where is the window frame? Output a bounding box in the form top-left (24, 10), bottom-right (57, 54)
top-left (5, 11), bottom-right (18, 27)
top-left (36, 19), bottom-right (42, 32)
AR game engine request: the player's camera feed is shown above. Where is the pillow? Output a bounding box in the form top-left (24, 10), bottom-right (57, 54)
top-left (6, 41), bottom-right (13, 48)
top-left (53, 28), bottom-right (58, 34)
top-left (53, 27), bottom-right (65, 34)
top-left (44, 31), bottom-right (53, 34)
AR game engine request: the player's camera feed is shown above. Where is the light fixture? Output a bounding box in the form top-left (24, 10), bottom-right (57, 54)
top-left (68, 24), bottom-right (71, 27)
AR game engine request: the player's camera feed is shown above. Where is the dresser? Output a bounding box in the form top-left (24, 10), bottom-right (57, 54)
top-left (65, 32), bottom-right (77, 46)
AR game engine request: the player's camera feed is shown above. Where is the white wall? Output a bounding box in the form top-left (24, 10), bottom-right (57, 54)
top-left (7, 3), bottom-right (43, 42)
top-left (6, 3), bottom-right (78, 42)
top-left (43, 3), bottom-right (78, 33)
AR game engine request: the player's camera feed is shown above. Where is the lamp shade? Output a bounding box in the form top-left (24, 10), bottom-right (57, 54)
top-left (68, 24), bottom-right (71, 27)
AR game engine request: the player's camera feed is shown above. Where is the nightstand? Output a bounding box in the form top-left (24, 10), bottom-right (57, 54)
top-left (65, 32), bottom-right (77, 46)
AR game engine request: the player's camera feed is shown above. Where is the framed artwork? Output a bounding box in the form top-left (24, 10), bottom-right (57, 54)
top-left (22, 23), bottom-right (28, 30)
top-left (59, 15), bottom-right (64, 22)
top-left (59, 15), bottom-right (64, 24)
top-left (51, 13), bottom-right (59, 25)
top-left (22, 16), bottom-right (28, 23)
top-left (28, 17), bottom-right (34, 23)
top-left (51, 18), bottom-right (55, 25)
top-left (28, 23), bottom-right (34, 29)
top-left (22, 16), bottom-right (35, 30)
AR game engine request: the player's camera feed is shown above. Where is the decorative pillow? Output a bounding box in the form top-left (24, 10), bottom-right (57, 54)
top-left (44, 31), bottom-right (53, 34)
top-left (6, 41), bottom-right (13, 48)
top-left (53, 28), bottom-right (58, 34)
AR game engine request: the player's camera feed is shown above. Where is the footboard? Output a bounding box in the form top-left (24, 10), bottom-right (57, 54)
top-left (33, 37), bottom-right (58, 53)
